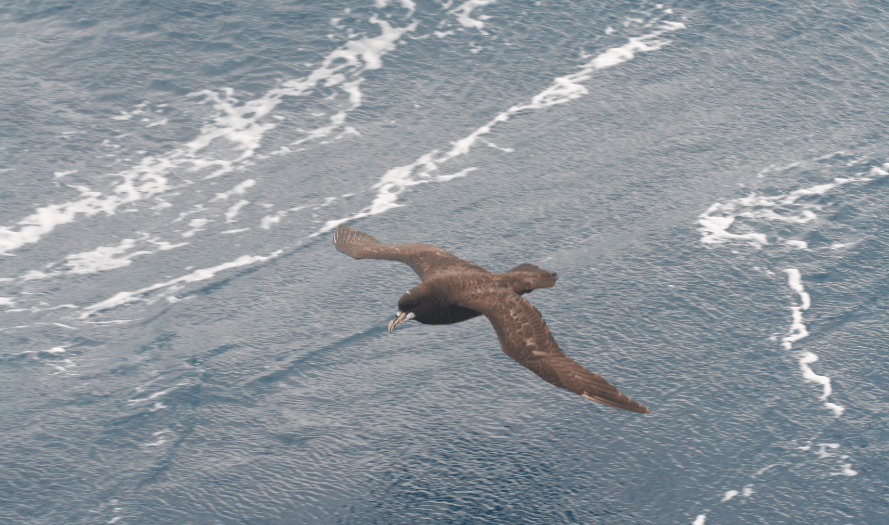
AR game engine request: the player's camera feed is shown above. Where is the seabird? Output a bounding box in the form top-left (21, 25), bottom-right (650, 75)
top-left (333, 224), bottom-right (650, 413)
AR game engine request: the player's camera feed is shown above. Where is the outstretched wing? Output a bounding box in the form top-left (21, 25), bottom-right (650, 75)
top-left (459, 288), bottom-right (650, 413)
top-left (334, 224), bottom-right (488, 282)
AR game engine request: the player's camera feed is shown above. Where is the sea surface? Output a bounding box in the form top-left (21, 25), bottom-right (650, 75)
top-left (2, 1), bottom-right (888, 523)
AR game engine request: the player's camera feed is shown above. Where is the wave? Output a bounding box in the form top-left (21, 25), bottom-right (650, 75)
top-left (690, 152), bottom-right (886, 523)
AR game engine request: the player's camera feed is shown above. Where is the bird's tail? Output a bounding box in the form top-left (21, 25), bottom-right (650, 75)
top-left (504, 263), bottom-right (558, 294)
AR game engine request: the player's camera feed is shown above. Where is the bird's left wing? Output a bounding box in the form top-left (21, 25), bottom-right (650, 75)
top-left (334, 224), bottom-right (488, 281)
top-left (458, 288), bottom-right (651, 413)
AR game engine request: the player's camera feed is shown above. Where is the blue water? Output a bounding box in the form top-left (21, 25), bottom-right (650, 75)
top-left (2, 1), bottom-right (888, 523)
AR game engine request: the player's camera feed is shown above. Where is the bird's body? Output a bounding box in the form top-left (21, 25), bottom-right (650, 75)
top-left (333, 224), bottom-right (650, 414)
top-left (394, 266), bottom-right (555, 325)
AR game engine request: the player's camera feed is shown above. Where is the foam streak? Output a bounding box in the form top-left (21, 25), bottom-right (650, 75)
top-left (0, 17), bottom-right (417, 255)
top-left (78, 250), bottom-right (282, 318)
top-left (698, 162), bottom-right (889, 248)
top-left (782, 269), bottom-right (844, 417)
top-left (450, 0), bottom-right (497, 29)
top-left (317, 18), bottom-right (685, 235)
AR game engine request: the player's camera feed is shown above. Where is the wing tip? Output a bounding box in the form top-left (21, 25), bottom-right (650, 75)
top-left (333, 223), bottom-right (351, 243)
top-left (333, 224), bottom-right (382, 257)
top-left (333, 224), bottom-right (346, 248)
top-left (581, 393), bottom-right (651, 414)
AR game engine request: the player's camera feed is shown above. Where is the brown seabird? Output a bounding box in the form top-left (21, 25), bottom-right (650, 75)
top-left (333, 224), bottom-right (650, 413)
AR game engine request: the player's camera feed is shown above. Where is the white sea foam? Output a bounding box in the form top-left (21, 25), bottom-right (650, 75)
top-left (782, 305), bottom-right (808, 350)
top-left (718, 485), bottom-right (753, 503)
top-left (754, 463), bottom-right (779, 476)
top-left (260, 213), bottom-right (285, 230)
top-left (316, 16), bottom-right (685, 235)
top-left (5, 304), bottom-right (78, 314)
top-left (182, 218), bottom-right (211, 237)
top-left (485, 140), bottom-right (513, 152)
top-left (47, 358), bottom-right (76, 375)
top-left (784, 269), bottom-right (810, 310)
top-left (782, 269), bottom-right (843, 416)
top-left (692, 514), bottom-right (706, 525)
top-left (129, 388), bottom-right (172, 404)
top-left (0, 17), bottom-right (417, 255)
top-left (375, 0), bottom-right (416, 17)
top-left (316, 197), bottom-right (337, 208)
top-left (799, 352), bottom-right (844, 416)
top-left (289, 89), bottom-right (362, 147)
top-left (698, 206), bottom-right (768, 247)
top-left (697, 157), bottom-right (889, 414)
top-left (65, 238), bottom-right (158, 274)
top-left (450, 0), bottom-right (497, 30)
top-left (110, 101), bottom-right (149, 121)
top-left (699, 162), bottom-right (889, 249)
top-left (211, 179), bottom-right (256, 201)
top-left (436, 167), bottom-right (478, 182)
top-left (16, 235), bottom-right (188, 282)
top-left (171, 205), bottom-right (205, 224)
top-left (79, 250), bottom-right (282, 318)
top-left (224, 199), bottom-right (250, 222)
top-left (720, 490), bottom-right (738, 502)
top-left (831, 464), bottom-right (858, 476)
top-left (816, 442), bottom-right (840, 458)
top-left (798, 441), bottom-right (858, 475)
top-left (693, 157), bottom-right (877, 520)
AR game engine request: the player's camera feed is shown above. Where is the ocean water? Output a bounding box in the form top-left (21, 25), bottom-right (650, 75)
top-left (2, 0), bottom-right (888, 523)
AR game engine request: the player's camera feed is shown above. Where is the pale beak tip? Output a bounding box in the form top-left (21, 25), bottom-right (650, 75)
top-left (388, 310), bottom-right (408, 333)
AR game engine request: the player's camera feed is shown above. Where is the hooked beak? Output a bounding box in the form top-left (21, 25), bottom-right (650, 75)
top-left (388, 311), bottom-right (414, 332)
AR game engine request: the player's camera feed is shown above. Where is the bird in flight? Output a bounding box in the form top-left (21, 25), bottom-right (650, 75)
top-left (333, 224), bottom-right (650, 413)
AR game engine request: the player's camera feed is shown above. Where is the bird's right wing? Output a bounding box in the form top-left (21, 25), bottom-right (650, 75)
top-left (459, 288), bottom-right (651, 413)
top-left (334, 224), bottom-right (488, 282)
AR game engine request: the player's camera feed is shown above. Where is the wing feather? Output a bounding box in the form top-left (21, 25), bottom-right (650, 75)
top-left (460, 288), bottom-right (650, 413)
top-left (334, 224), bottom-right (488, 281)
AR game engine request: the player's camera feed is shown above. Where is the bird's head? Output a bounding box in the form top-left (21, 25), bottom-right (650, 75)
top-left (388, 287), bottom-right (428, 332)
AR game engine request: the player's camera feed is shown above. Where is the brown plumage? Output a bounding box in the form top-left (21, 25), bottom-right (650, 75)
top-left (333, 224), bottom-right (650, 413)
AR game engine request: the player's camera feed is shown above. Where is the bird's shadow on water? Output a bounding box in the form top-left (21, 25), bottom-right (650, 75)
top-left (241, 323), bottom-right (390, 390)
top-left (125, 235), bottom-right (325, 327)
